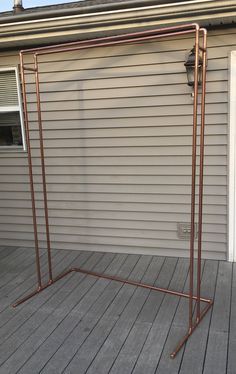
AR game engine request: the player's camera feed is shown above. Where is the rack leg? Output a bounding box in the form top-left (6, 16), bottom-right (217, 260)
top-left (170, 300), bottom-right (213, 358)
top-left (12, 268), bottom-right (73, 308)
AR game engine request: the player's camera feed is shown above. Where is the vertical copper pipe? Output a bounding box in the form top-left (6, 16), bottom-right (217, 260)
top-left (20, 52), bottom-right (42, 288)
top-left (189, 26), bottom-right (200, 331)
top-left (196, 29), bottom-right (207, 321)
top-left (34, 54), bottom-right (53, 282)
top-left (170, 299), bottom-right (213, 358)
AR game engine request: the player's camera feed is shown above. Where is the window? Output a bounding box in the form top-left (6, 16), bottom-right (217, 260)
top-left (0, 67), bottom-right (26, 149)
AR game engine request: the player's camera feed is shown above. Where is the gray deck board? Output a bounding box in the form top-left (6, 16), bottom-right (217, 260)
top-left (0, 249), bottom-right (78, 332)
top-left (203, 261), bottom-right (232, 374)
top-left (65, 255), bottom-right (164, 374)
top-left (132, 258), bottom-right (189, 374)
top-left (0, 251), bottom-right (105, 373)
top-left (41, 254), bottom-right (147, 374)
top-left (0, 250), bottom-right (83, 372)
top-left (0, 246), bottom-right (234, 374)
top-left (0, 247), bottom-right (35, 287)
top-left (109, 258), bottom-right (188, 374)
top-left (0, 246), bottom-right (18, 261)
top-left (17, 253), bottom-right (128, 374)
top-left (177, 260), bottom-right (219, 374)
top-left (227, 263), bottom-right (236, 374)
top-left (0, 249), bottom-right (59, 315)
top-left (85, 257), bottom-right (178, 374)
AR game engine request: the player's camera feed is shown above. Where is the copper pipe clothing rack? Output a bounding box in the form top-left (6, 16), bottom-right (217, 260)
top-left (13, 23), bottom-right (212, 358)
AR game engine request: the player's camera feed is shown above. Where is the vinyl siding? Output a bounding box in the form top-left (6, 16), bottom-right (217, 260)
top-left (0, 27), bottom-right (232, 260)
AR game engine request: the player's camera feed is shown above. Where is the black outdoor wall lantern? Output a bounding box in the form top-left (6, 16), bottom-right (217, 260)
top-left (184, 47), bottom-right (203, 87)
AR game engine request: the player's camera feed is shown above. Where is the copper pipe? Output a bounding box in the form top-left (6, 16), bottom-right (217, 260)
top-left (71, 267), bottom-right (212, 303)
top-left (196, 28), bottom-right (207, 321)
top-left (12, 266), bottom-right (212, 307)
top-left (19, 52), bottom-right (42, 288)
top-left (188, 26), bottom-right (200, 331)
top-left (36, 29), bottom-right (197, 56)
top-left (170, 299), bottom-right (213, 358)
top-left (21, 23), bottom-right (199, 55)
top-left (34, 54), bottom-right (53, 283)
top-left (53, 268), bottom-right (73, 282)
top-left (14, 24), bottom-right (212, 359)
top-left (12, 288), bottom-right (43, 308)
top-left (12, 268), bottom-right (74, 307)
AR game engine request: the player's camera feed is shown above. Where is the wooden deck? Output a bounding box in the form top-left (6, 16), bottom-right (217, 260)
top-left (0, 246), bottom-right (235, 374)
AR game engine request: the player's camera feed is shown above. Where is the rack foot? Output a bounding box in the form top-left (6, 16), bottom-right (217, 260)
top-left (170, 300), bottom-right (213, 358)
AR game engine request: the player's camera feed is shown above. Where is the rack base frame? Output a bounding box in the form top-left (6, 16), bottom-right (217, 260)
top-left (12, 266), bottom-right (213, 358)
top-left (12, 23), bottom-right (213, 359)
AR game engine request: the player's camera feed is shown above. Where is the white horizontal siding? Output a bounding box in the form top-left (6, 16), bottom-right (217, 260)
top-left (0, 27), bottom-right (233, 259)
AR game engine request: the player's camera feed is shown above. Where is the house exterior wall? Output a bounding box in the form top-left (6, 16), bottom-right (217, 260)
top-left (0, 27), bottom-right (231, 260)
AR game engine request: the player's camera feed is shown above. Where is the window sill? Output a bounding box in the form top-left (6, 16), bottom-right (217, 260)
top-left (0, 145), bottom-right (26, 152)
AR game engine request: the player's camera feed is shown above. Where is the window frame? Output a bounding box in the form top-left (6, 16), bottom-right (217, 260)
top-left (0, 66), bottom-right (26, 151)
